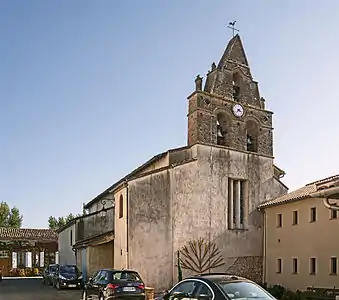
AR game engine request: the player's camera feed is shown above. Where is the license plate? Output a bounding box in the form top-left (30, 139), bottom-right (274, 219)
top-left (123, 287), bottom-right (136, 292)
top-left (68, 284), bottom-right (77, 288)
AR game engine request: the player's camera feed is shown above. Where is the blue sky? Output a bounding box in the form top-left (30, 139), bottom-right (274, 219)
top-left (1, 1), bottom-right (339, 228)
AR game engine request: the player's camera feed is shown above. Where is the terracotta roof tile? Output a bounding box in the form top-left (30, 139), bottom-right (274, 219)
top-left (258, 184), bottom-right (317, 209)
top-left (0, 228), bottom-right (58, 241)
top-left (306, 174), bottom-right (339, 187)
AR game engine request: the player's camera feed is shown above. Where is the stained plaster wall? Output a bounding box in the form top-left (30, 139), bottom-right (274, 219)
top-left (127, 144), bottom-right (287, 290)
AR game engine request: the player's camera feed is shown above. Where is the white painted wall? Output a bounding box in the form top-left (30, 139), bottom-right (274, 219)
top-left (58, 224), bottom-right (76, 265)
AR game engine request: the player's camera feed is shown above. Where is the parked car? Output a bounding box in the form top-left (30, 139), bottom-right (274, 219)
top-left (42, 264), bottom-right (59, 286)
top-left (52, 264), bottom-right (83, 290)
top-left (82, 269), bottom-right (145, 300)
top-left (156, 273), bottom-right (276, 300)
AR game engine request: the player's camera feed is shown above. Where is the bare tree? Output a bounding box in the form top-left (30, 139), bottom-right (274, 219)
top-left (179, 237), bottom-right (225, 274)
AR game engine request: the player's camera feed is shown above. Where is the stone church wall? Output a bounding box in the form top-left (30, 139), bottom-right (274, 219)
top-left (128, 169), bottom-right (173, 291)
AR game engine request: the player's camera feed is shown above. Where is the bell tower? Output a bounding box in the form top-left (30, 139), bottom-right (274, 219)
top-left (187, 34), bottom-right (273, 157)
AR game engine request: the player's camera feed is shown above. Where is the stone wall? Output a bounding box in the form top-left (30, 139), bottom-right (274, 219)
top-left (128, 169), bottom-right (172, 291)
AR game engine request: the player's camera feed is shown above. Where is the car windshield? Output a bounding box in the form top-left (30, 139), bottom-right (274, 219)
top-left (60, 265), bottom-right (79, 274)
top-left (217, 281), bottom-right (275, 300)
top-left (112, 271), bottom-right (141, 281)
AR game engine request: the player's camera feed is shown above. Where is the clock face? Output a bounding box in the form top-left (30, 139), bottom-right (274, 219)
top-left (232, 104), bottom-right (244, 117)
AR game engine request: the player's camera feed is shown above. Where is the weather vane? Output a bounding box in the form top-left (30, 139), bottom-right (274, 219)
top-left (227, 21), bottom-right (239, 37)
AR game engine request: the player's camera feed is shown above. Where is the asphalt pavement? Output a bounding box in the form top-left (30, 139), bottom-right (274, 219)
top-left (0, 277), bottom-right (82, 300)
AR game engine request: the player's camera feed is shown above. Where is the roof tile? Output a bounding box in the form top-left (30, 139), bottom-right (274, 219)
top-left (258, 184), bottom-right (317, 209)
top-left (0, 228), bottom-right (58, 241)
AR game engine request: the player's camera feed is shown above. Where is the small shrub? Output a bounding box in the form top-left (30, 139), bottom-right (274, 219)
top-left (267, 284), bottom-right (286, 299)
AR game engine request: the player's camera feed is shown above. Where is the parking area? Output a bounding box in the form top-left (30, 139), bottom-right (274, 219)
top-left (0, 278), bottom-right (81, 300)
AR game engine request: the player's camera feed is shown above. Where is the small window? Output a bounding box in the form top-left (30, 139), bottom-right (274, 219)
top-left (277, 213), bottom-right (282, 227)
top-left (331, 257), bottom-right (337, 275)
top-left (330, 209), bottom-right (338, 219)
top-left (292, 211), bottom-right (298, 225)
top-left (310, 258), bottom-right (316, 274)
top-left (70, 230), bottom-right (73, 246)
top-left (276, 258), bottom-right (282, 273)
top-left (310, 207), bottom-right (317, 222)
top-left (292, 258), bottom-right (298, 274)
top-left (119, 195), bottom-right (123, 219)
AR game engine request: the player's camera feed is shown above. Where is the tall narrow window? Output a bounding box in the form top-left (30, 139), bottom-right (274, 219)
top-left (310, 207), bottom-right (317, 222)
top-left (276, 258), bottom-right (282, 274)
top-left (245, 120), bottom-right (259, 153)
top-left (292, 258), bottom-right (298, 274)
top-left (119, 195), bottom-right (124, 219)
top-left (331, 257), bottom-right (337, 275)
top-left (232, 73), bottom-right (241, 101)
top-left (277, 213), bottom-right (282, 228)
top-left (70, 230), bottom-right (73, 246)
top-left (331, 209), bottom-right (337, 219)
top-left (216, 113), bottom-right (230, 147)
top-left (292, 211), bottom-right (298, 225)
top-left (310, 257), bottom-right (316, 274)
top-left (228, 178), bottom-right (246, 230)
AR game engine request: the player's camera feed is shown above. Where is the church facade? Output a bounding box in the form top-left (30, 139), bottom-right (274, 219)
top-left (84, 34), bottom-right (288, 291)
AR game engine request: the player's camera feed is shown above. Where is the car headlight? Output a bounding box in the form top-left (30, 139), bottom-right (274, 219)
top-left (78, 275), bottom-right (83, 280)
top-left (59, 275), bottom-right (67, 280)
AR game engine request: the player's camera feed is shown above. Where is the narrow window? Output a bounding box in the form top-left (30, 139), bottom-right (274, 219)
top-left (119, 195), bottom-right (124, 219)
top-left (310, 258), bottom-right (316, 274)
top-left (70, 230), bottom-right (73, 246)
top-left (228, 178), bottom-right (246, 230)
top-left (331, 257), bottom-right (337, 275)
top-left (240, 181), bottom-right (244, 225)
top-left (331, 209), bottom-right (338, 219)
top-left (277, 213), bottom-right (282, 228)
top-left (292, 258), bottom-right (298, 274)
top-left (276, 258), bottom-right (282, 273)
top-left (292, 211), bottom-right (298, 225)
top-left (232, 73), bottom-right (241, 101)
top-left (310, 207), bottom-right (317, 222)
top-left (216, 113), bottom-right (230, 147)
top-left (245, 120), bottom-right (259, 153)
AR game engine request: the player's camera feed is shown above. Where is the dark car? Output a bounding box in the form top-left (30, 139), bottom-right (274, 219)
top-left (42, 264), bottom-right (59, 286)
top-left (157, 273), bottom-right (276, 300)
top-left (82, 269), bottom-right (145, 300)
top-left (53, 264), bottom-right (83, 289)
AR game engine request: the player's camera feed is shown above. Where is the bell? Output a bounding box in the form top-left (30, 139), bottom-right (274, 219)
top-left (217, 127), bottom-right (223, 137)
top-left (247, 136), bottom-right (252, 144)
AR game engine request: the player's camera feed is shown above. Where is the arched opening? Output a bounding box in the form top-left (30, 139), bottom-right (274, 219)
top-left (232, 72), bottom-right (241, 101)
top-left (119, 195), bottom-right (123, 219)
top-left (216, 112), bottom-right (230, 146)
top-left (246, 119), bottom-right (259, 152)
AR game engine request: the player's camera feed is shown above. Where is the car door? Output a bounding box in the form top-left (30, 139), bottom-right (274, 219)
top-left (95, 270), bottom-right (110, 296)
top-left (166, 280), bottom-right (200, 300)
top-left (87, 270), bottom-right (103, 299)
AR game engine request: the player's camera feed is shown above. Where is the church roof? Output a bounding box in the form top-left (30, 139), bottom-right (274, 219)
top-left (258, 174), bottom-right (339, 210)
top-left (0, 227), bottom-right (58, 241)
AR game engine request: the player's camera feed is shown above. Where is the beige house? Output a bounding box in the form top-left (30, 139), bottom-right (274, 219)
top-left (259, 174), bottom-right (339, 292)
top-left (82, 33), bottom-right (287, 292)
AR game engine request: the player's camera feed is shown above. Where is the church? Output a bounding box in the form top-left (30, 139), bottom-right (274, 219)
top-left (82, 34), bottom-right (288, 291)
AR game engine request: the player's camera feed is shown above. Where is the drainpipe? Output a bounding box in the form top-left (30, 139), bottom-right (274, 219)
top-left (262, 210), bottom-right (267, 285)
top-left (125, 180), bottom-right (129, 269)
top-left (310, 186), bottom-right (339, 210)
